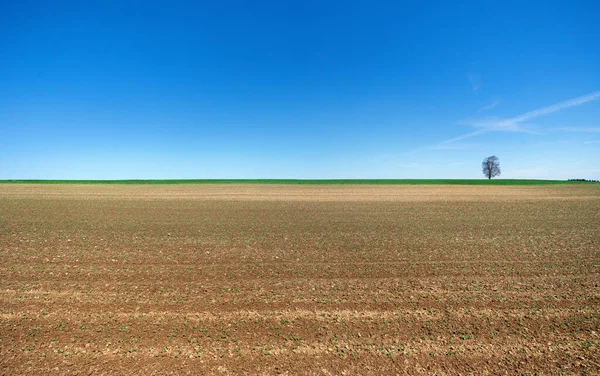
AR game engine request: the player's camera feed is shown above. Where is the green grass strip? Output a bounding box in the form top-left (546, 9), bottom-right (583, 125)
top-left (0, 179), bottom-right (597, 185)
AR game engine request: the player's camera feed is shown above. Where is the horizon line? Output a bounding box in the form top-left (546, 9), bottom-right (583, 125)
top-left (1, 178), bottom-right (598, 185)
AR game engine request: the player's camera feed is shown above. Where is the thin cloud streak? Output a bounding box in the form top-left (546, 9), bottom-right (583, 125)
top-left (438, 130), bottom-right (486, 145)
top-left (509, 91), bottom-right (600, 124)
top-left (426, 143), bottom-right (478, 151)
top-left (440, 90), bottom-right (600, 145)
top-left (476, 99), bottom-right (500, 113)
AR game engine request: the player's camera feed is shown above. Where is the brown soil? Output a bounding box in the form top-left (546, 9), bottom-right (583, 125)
top-left (1, 184), bottom-right (599, 375)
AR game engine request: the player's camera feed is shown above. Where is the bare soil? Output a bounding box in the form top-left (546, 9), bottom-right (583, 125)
top-left (1, 184), bottom-right (599, 375)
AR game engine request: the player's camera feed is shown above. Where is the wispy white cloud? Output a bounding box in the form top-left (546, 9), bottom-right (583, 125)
top-left (468, 73), bottom-right (481, 94)
top-left (441, 91), bottom-right (600, 144)
top-left (426, 141), bottom-right (480, 151)
top-left (509, 91), bottom-right (600, 124)
top-left (476, 99), bottom-right (500, 113)
top-left (584, 140), bottom-right (600, 144)
top-left (437, 130), bottom-right (486, 145)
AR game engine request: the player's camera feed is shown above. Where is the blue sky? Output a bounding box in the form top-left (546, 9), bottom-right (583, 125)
top-left (1, 0), bottom-right (599, 179)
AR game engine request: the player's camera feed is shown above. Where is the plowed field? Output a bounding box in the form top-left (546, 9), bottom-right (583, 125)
top-left (1, 184), bottom-right (599, 375)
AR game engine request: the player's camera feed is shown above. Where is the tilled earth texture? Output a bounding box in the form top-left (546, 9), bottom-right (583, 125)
top-left (1, 184), bottom-right (599, 375)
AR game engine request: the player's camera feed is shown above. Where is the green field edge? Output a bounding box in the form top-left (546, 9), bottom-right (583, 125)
top-left (0, 179), bottom-right (597, 185)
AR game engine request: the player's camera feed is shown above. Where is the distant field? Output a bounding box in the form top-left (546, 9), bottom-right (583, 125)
top-left (1, 179), bottom-right (597, 185)
top-left (1, 184), bottom-right (599, 375)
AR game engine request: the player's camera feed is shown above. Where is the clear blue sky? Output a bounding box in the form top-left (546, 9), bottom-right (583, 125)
top-left (1, 1), bottom-right (599, 180)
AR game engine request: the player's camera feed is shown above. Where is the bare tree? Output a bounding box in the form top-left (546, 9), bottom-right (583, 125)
top-left (482, 156), bottom-right (501, 179)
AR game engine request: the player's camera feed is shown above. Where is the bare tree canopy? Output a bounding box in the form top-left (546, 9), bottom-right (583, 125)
top-left (482, 156), bottom-right (501, 179)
